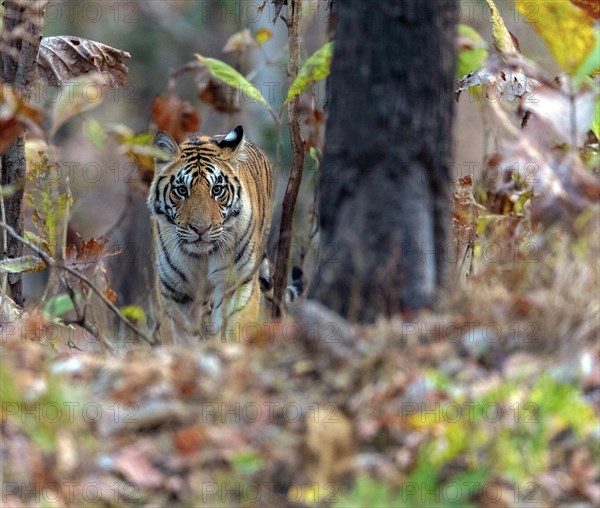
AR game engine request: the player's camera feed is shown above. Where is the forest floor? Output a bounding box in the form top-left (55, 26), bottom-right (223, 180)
top-left (2, 195), bottom-right (599, 508)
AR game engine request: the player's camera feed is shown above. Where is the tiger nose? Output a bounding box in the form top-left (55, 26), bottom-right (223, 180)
top-left (189, 224), bottom-right (210, 236)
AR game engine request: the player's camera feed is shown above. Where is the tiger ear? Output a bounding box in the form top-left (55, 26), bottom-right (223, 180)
top-left (217, 125), bottom-right (244, 156)
top-left (153, 131), bottom-right (180, 170)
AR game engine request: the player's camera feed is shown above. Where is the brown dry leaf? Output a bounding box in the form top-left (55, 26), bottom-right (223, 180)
top-left (151, 94), bottom-right (200, 143)
top-left (37, 36), bottom-right (130, 87)
top-left (0, 84), bottom-right (45, 153)
top-left (65, 236), bottom-right (122, 270)
top-left (0, 117), bottom-right (24, 154)
top-left (113, 444), bottom-right (165, 489)
top-left (571, 0), bottom-right (600, 18)
top-left (222, 28), bottom-right (254, 53)
top-left (198, 78), bottom-right (240, 114)
top-left (102, 287), bottom-right (117, 304)
top-left (296, 95), bottom-right (325, 153)
top-left (453, 175), bottom-right (479, 260)
top-left (173, 425), bottom-right (206, 455)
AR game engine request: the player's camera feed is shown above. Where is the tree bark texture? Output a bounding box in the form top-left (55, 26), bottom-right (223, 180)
top-left (1, 0), bottom-right (45, 305)
top-left (309, 0), bottom-right (457, 322)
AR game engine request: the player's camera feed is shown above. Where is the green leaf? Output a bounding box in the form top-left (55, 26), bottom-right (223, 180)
top-left (308, 146), bottom-right (320, 168)
top-left (23, 230), bottom-right (47, 248)
top-left (517, 0), bottom-right (596, 74)
top-left (231, 451), bottom-right (264, 475)
top-left (0, 255), bottom-right (46, 273)
top-left (84, 118), bottom-right (107, 148)
top-left (44, 293), bottom-right (77, 318)
top-left (514, 189), bottom-right (534, 214)
top-left (486, 0), bottom-right (518, 58)
top-left (195, 53), bottom-right (269, 107)
top-left (591, 98), bottom-right (600, 140)
top-left (456, 24), bottom-right (489, 78)
top-left (286, 42), bottom-right (333, 104)
top-left (120, 305), bottom-right (147, 327)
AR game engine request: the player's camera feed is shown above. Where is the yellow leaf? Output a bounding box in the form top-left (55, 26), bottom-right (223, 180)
top-left (255, 28), bottom-right (272, 45)
top-left (485, 0), bottom-right (518, 58)
top-left (517, 0), bottom-right (596, 74)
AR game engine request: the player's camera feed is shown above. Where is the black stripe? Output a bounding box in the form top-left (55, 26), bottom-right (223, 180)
top-left (235, 245), bottom-right (253, 272)
top-left (157, 227), bottom-right (188, 282)
top-left (154, 176), bottom-right (167, 212)
top-left (159, 276), bottom-right (193, 304)
top-left (235, 221), bottom-right (254, 264)
top-left (208, 263), bottom-right (228, 277)
top-left (162, 182), bottom-right (170, 213)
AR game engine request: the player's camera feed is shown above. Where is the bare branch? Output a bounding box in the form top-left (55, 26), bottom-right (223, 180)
top-left (0, 221), bottom-right (157, 346)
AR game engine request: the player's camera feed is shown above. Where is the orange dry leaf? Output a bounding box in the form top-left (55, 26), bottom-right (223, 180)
top-left (173, 425), bottom-right (206, 455)
top-left (151, 94), bottom-right (200, 143)
top-left (198, 79), bottom-right (240, 114)
top-left (0, 83), bottom-right (44, 153)
top-left (66, 236), bottom-right (122, 270)
top-left (102, 287), bottom-right (117, 304)
top-left (570, 0), bottom-right (599, 19)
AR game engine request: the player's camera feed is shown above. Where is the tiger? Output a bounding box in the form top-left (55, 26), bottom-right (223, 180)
top-left (147, 126), bottom-right (274, 343)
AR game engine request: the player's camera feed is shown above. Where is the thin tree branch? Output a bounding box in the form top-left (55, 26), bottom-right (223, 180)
top-left (272, 0), bottom-right (305, 318)
top-left (61, 275), bottom-right (116, 353)
top-left (0, 221), bottom-right (157, 346)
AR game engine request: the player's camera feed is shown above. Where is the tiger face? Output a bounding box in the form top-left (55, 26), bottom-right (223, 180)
top-left (148, 126), bottom-right (247, 256)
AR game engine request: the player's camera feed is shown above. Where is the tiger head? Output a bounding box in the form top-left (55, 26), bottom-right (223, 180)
top-left (147, 126), bottom-right (247, 255)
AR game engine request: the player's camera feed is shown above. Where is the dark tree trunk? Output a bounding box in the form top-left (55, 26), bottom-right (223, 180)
top-left (1, 1), bottom-right (45, 305)
top-left (309, 0), bottom-right (457, 322)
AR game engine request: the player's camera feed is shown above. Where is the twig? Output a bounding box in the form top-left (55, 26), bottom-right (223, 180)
top-left (61, 275), bottom-right (115, 353)
top-left (0, 221), bottom-right (157, 345)
top-left (272, 0), bottom-right (305, 318)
